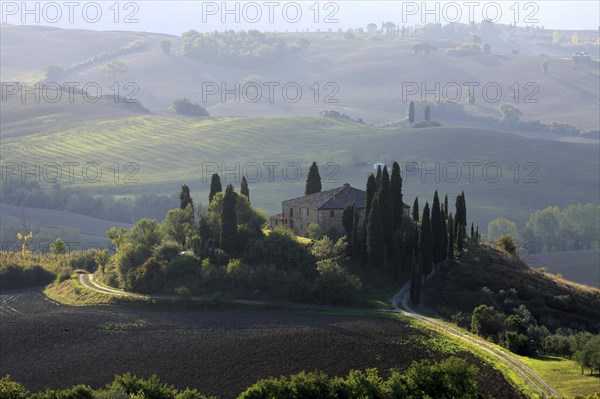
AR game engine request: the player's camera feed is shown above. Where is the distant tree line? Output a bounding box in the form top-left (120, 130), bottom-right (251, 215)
top-left (172, 98), bottom-right (209, 117)
top-left (0, 180), bottom-right (177, 224)
top-left (182, 30), bottom-right (304, 66)
top-left (383, 102), bottom-right (599, 137)
top-left (487, 204), bottom-right (600, 252)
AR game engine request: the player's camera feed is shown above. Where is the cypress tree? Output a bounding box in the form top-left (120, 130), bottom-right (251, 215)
top-left (457, 224), bottom-right (464, 253)
top-left (424, 105), bottom-right (431, 122)
top-left (412, 197), bottom-right (419, 223)
top-left (390, 161), bottom-right (404, 230)
top-left (413, 223), bottom-right (419, 259)
top-left (392, 230), bottom-right (402, 281)
top-left (431, 191), bottom-right (443, 268)
top-left (342, 204), bottom-right (355, 237)
top-left (420, 202), bottom-right (433, 276)
top-left (409, 250), bottom-right (419, 305)
top-left (361, 174), bottom-right (377, 265)
top-left (408, 101), bottom-right (415, 127)
top-left (351, 205), bottom-right (360, 259)
top-left (240, 176), bottom-right (249, 201)
top-left (221, 184), bottom-right (238, 254)
top-left (179, 184), bottom-right (193, 212)
top-left (305, 161), bottom-right (322, 195)
top-left (367, 196), bottom-right (384, 268)
top-left (416, 252), bottom-right (422, 302)
top-left (379, 166), bottom-right (393, 252)
top-left (375, 165), bottom-right (383, 187)
top-left (455, 192), bottom-right (467, 244)
top-left (462, 191), bottom-right (467, 228)
top-left (209, 174), bottom-right (222, 203)
top-left (471, 223), bottom-right (475, 239)
top-left (447, 213), bottom-right (455, 260)
top-left (441, 211), bottom-right (448, 263)
top-left (365, 174), bottom-right (377, 217)
top-left (444, 194), bottom-right (449, 220)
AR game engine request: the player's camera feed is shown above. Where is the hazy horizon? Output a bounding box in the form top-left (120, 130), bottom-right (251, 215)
top-left (1, 1), bottom-right (599, 35)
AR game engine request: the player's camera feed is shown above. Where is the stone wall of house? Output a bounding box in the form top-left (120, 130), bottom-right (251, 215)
top-left (283, 204), bottom-right (364, 237)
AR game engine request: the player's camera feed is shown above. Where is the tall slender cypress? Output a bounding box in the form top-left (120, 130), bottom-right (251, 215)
top-left (305, 162), bottom-right (322, 195)
top-left (447, 213), bottom-right (454, 260)
top-left (390, 162), bottom-right (404, 230)
top-left (375, 165), bottom-right (383, 187)
top-left (412, 197), bottom-right (419, 223)
top-left (351, 205), bottom-right (360, 259)
top-left (221, 184), bottom-right (238, 254)
top-left (367, 196), bottom-right (384, 267)
top-left (441, 208), bottom-right (448, 263)
top-left (409, 250), bottom-right (419, 305)
top-left (457, 224), bottom-right (465, 253)
top-left (361, 174), bottom-right (377, 265)
top-left (444, 194), bottom-right (449, 220)
top-left (455, 192), bottom-right (467, 245)
top-left (379, 166), bottom-right (393, 252)
top-left (209, 174), bottom-right (222, 203)
top-left (420, 202), bottom-right (433, 276)
top-left (431, 191), bottom-right (443, 268)
top-left (240, 176), bottom-right (249, 201)
top-left (179, 184), bottom-right (193, 213)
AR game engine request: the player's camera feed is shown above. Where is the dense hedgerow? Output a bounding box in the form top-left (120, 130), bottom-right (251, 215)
top-left (0, 357), bottom-right (481, 399)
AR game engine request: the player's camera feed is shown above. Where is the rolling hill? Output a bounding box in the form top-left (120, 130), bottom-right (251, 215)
top-left (1, 23), bottom-right (599, 129)
top-left (1, 115), bottom-right (598, 229)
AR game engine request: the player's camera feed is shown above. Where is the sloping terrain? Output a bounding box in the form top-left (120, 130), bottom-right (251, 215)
top-left (1, 24), bottom-right (598, 128)
top-left (422, 243), bottom-right (600, 332)
top-left (2, 116), bottom-right (598, 227)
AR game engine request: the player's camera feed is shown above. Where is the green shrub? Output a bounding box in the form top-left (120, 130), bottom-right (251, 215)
top-left (406, 357), bottom-right (479, 398)
top-left (30, 384), bottom-right (94, 399)
top-left (307, 224), bottom-right (323, 240)
top-left (153, 241), bottom-right (181, 262)
top-left (133, 258), bottom-right (165, 293)
top-left (0, 253), bottom-right (55, 290)
top-left (313, 259), bottom-right (361, 305)
top-left (497, 234), bottom-right (517, 255)
top-left (0, 375), bottom-right (29, 399)
top-left (55, 267), bottom-right (72, 283)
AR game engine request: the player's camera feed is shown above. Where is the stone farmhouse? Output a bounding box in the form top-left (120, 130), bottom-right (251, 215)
top-left (269, 183), bottom-right (410, 237)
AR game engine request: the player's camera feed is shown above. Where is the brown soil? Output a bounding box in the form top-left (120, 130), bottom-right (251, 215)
top-left (0, 289), bottom-right (524, 399)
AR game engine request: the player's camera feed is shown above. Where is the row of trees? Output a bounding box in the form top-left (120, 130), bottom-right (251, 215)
top-left (334, 162), bottom-right (476, 306)
top-left (0, 179), bottom-right (177, 224)
top-left (182, 30), bottom-right (301, 66)
top-left (0, 357), bottom-right (482, 399)
top-left (487, 204), bottom-right (600, 252)
top-left (470, 304), bottom-right (600, 373)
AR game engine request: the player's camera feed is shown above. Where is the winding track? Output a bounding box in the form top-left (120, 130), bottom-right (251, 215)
top-left (392, 280), bottom-right (560, 398)
top-left (78, 273), bottom-right (560, 398)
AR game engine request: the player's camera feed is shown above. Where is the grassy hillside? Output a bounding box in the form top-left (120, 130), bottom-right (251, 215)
top-left (2, 115), bottom-right (598, 227)
top-left (528, 250), bottom-right (600, 289)
top-left (422, 243), bottom-right (600, 331)
top-left (1, 24), bottom-right (598, 128)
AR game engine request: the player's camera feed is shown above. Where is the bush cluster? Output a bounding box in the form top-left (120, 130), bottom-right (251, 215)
top-left (0, 357), bottom-right (479, 399)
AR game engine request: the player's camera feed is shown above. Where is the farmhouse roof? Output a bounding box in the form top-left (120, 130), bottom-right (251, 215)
top-left (282, 183), bottom-right (366, 210)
